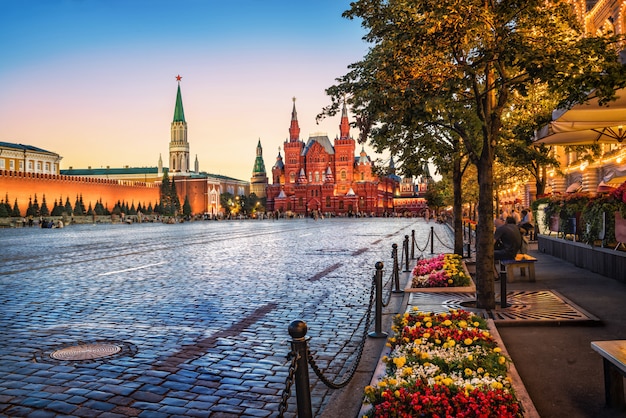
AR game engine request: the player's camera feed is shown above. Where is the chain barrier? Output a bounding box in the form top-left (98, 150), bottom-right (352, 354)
top-left (413, 230), bottom-right (431, 253)
top-left (278, 350), bottom-right (300, 417)
top-left (432, 228), bottom-right (454, 250)
top-left (307, 268), bottom-right (377, 389)
top-left (381, 268), bottom-right (394, 307)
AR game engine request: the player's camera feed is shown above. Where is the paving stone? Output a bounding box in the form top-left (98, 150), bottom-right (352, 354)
top-left (0, 219), bottom-right (429, 417)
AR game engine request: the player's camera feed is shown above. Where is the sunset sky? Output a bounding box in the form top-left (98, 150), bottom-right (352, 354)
top-left (0, 0), bottom-right (381, 181)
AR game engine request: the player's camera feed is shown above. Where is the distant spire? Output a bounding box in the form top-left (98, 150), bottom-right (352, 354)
top-left (339, 98), bottom-right (350, 139)
top-left (289, 97), bottom-right (300, 142)
top-left (253, 139), bottom-right (266, 174)
top-left (173, 75), bottom-right (185, 122)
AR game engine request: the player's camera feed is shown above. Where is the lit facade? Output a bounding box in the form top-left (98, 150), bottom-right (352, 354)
top-left (266, 99), bottom-right (396, 216)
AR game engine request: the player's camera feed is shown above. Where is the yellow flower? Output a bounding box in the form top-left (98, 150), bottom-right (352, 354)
top-left (425, 322), bottom-right (433, 328)
top-left (464, 338), bottom-right (473, 345)
top-left (498, 356), bottom-right (506, 365)
top-left (424, 316), bottom-right (431, 323)
top-left (447, 279), bottom-right (453, 284)
top-left (467, 354), bottom-right (474, 361)
top-left (458, 320), bottom-right (468, 328)
top-left (402, 367), bottom-right (413, 377)
top-left (473, 321), bottom-right (480, 327)
top-left (448, 340), bottom-right (456, 347)
top-left (423, 332), bottom-right (431, 339)
top-left (378, 381), bottom-right (387, 388)
top-left (491, 381), bottom-right (504, 390)
top-left (435, 339), bottom-right (441, 345)
top-left (442, 319), bottom-right (452, 326)
top-left (443, 377), bottom-right (453, 386)
top-left (364, 385), bottom-right (375, 396)
top-left (393, 357), bottom-right (407, 368)
top-left (477, 367), bottom-right (484, 374)
top-left (464, 368), bottom-right (473, 376)
top-left (388, 378), bottom-right (397, 386)
top-left (394, 390), bottom-right (401, 398)
top-left (493, 347), bottom-right (502, 353)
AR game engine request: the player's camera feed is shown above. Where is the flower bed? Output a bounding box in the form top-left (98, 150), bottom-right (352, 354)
top-left (362, 309), bottom-right (524, 417)
top-left (407, 254), bottom-right (474, 292)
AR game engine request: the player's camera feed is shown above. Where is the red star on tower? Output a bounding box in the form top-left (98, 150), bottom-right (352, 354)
top-left (176, 74), bottom-right (182, 81)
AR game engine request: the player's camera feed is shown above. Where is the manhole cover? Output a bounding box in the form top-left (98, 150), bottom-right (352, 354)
top-left (50, 343), bottom-right (122, 361)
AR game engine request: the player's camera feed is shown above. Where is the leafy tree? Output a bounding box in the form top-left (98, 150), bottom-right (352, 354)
top-left (326, 0), bottom-right (626, 308)
top-left (51, 199), bottom-right (62, 216)
top-left (182, 195), bottom-right (192, 217)
top-left (32, 194), bottom-right (40, 216)
top-left (220, 192), bottom-right (235, 216)
top-left (0, 201), bottom-right (8, 217)
top-left (12, 198), bottom-right (21, 217)
top-left (94, 199), bottom-right (105, 215)
top-left (170, 176), bottom-right (181, 214)
top-left (40, 195), bottom-right (50, 216)
top-left (86, 203), bottom-right (94, 216)
top-left (73, 195), bottom-right (85, 216)
top-left (64, 197), bottom-right (73, 215)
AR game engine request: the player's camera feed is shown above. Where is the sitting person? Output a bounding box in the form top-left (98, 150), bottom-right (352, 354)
top-left (518, 209), bottom-right (534, 235)
top-left (494, 216), bottom-right (522, 260)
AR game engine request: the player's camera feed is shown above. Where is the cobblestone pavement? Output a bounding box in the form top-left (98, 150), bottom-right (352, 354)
top-left (0, 218), bottom-right (454, 417)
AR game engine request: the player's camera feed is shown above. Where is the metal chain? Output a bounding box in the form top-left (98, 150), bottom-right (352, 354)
top-left (278, 350), bottom-right (300, 418)
top-left (381, 269), bottom-right (394, 307)
top-left (413, 232), bottom-right (430, 253)
top-left (306, 271), bottom-right (377, 389)
top-left (432, 229), bottom-right (454, 250)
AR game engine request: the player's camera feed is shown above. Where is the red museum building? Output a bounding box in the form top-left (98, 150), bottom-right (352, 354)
top-left (266, 99), bottom-right (397, 216)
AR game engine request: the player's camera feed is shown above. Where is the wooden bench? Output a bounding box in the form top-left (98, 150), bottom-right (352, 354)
top-left (591, 340), bottom-right (626, 409)
top-left (499, 254), bottom-right (537, 282)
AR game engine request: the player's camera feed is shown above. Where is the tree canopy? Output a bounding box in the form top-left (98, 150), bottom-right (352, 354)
top-left (323, 0), bottom-right (626, 308)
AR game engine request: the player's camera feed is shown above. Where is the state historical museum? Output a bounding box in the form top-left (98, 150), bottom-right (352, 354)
top-left (266, 99), bottom-right (396, 217)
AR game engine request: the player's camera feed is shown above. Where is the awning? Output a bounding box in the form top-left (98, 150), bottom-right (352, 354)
top-left (534, 88), bottom-right (626, 145)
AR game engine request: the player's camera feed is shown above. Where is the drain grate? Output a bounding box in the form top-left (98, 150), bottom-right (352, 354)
top-left (407, 290), bottom-right (600, 325)
top-left (51, 343), bottom-right (122, 360)
top-left (34, 340), bottom-right (137, 364)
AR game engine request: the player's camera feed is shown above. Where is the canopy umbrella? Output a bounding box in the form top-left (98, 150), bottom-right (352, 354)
top-left (534, 127), bottom-right (625, 145)
top-left (534, 88), bottom-right (626, 145)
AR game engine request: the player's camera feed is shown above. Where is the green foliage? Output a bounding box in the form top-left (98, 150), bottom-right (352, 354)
top-left (159, 171), bottom-right (180, 216)
top-left (64, 197), bottom-right (72, 215)
top-left (0, 201), bottom-right (8, 217)
top-left (182, 195), bottom-right (192, 217)
top-left (40, 195), bottom-right (50, 216)
top-left (11, 199), bottom-right (21, 217)
top-left (581, 195), bottom-right (620, 244)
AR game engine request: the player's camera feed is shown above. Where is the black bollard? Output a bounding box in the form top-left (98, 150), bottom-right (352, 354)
top-left (392, 244), bottom-right (403, 293)
top-left (369, 262), bottom-right (388, 338)
top-left (288, 320), bottom-right (313, 418)
top-left (430, 226), bottom-right (434, 254)
top-left (403, 235), bottom-right (410, 272)
top-left (411, 230), bottom-right (416, 259)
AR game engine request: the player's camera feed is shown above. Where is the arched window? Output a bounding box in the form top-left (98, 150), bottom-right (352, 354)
top-left (361, 173), bottom-right (365, 181)
top-left (326, 196), bottom-right (331, 207)
top-left (315, 171), bottom-right (320, 182)
top-left (341, 170), bottom-right (347, 180)
top-left (308, 172), bottom-right (312, 182)
top-left (290, 172), bottom-right (296, 183)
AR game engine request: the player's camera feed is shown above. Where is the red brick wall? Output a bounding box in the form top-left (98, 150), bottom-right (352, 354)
top-left (0, 170), bottom-right (159, 216)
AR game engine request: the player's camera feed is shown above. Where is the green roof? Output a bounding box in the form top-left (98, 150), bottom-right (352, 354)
top-left (173, 83), bottom-right (185, 122)
top-left (0, 141), bottom-right (59, 156)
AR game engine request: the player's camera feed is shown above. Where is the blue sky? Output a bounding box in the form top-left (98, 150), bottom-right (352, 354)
top-left (0, 0), bottom-right (376, 180)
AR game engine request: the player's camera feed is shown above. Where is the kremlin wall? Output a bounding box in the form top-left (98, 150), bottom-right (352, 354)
top-left (0, 169), bottom-right (159, 220)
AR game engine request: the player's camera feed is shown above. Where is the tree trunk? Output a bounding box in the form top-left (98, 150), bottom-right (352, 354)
top-left (475, 144), bottom-right (496, 309)
top-left (453, 154), bottom-right (464, 255)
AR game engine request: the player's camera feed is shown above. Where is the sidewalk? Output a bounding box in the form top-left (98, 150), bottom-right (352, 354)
top-left (322, 246), bottom-right (626, 418)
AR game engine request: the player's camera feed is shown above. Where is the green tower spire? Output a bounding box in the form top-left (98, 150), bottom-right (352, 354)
top-left (253, 139), bottom-right (266, 174)
top-left (173, 75), bottom-right (185, 122)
